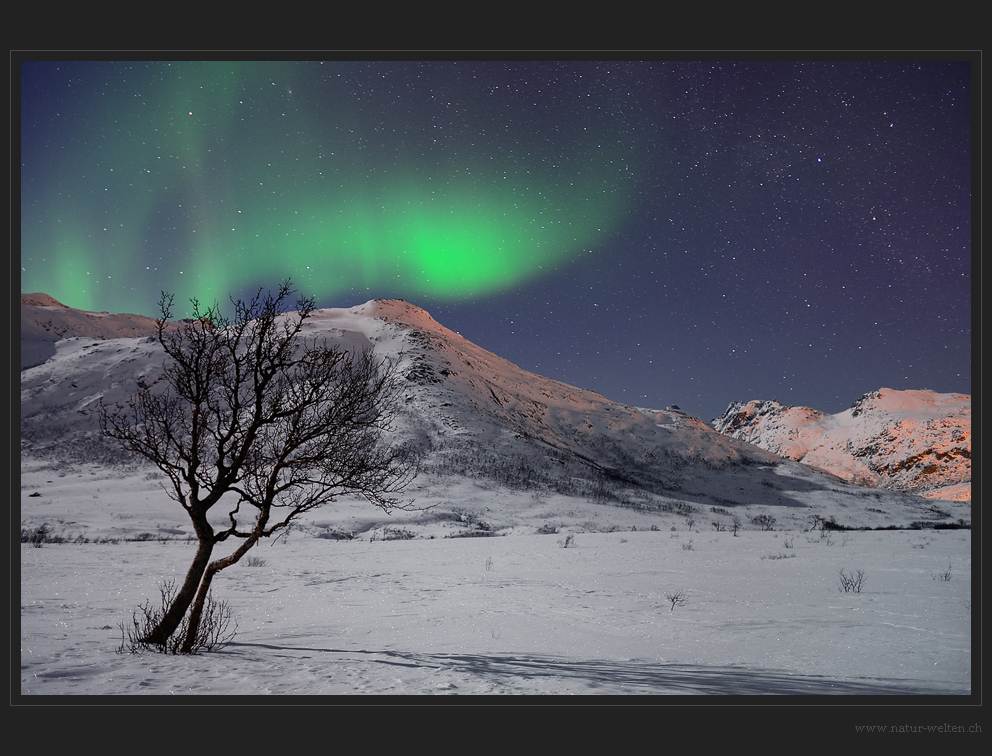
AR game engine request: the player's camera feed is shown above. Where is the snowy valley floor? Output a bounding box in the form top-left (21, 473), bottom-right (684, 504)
top-left (20, 523), bottom-right (971, 697)
top-left (18, 459), bottom-right (973, 699)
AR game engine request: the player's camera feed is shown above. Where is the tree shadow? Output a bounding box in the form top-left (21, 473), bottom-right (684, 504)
top-left (226, 643), bottom-right (967, 695)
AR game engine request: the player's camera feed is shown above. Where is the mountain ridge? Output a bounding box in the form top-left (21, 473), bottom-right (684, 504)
top-left (713, 389), bottom-right (971, 502)
top-left (20, 294), bottom-right (967, 533)
top-left (20, 292), bottom-right (166, 371)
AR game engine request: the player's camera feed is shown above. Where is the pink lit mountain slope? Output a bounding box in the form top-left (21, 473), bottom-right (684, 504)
top-left (712, 390), bottom-right (971, 502)
top-left (20, 293), bottom-right (165, 370)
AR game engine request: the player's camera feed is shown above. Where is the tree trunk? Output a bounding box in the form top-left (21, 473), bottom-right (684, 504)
top-left (180, 562), bottom-right (219, 653)
top-left (179, 531), bottom-right (263, 653)
top-left (141, 536), bottom-right (213, 647)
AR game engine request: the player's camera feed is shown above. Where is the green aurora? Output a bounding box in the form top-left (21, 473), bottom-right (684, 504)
top-left (21, 61), bottom-right (639, 316)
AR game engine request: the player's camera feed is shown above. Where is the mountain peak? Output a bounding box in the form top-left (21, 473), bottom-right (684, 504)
top-left (20, 292), bottom-right (164, 370)
top-left (349, 299), bottom-right (446, 330)
top-left (338, 299), bottom-right (478, 354)
top-left (21, 292), bottom-right (70, 308)
top-left (714, 389), bottom-right (971, 501)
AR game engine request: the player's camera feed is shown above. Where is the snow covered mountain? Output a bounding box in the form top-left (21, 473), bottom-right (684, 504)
top-left (20, 294), bottom-right (966, 532)
top-left (712, 390), bottom-right (971, 502)
top-left (20, 293), bottom-right (166, 370)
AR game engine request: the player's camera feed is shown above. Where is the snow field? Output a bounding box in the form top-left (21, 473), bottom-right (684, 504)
top-left (20, 523), bottom-right (971, 696)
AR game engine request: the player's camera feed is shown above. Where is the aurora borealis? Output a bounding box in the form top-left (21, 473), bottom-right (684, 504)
top-left (18, 57), bottom-right (973, 422)
top-left (20, 60), bottom-right (635, 308)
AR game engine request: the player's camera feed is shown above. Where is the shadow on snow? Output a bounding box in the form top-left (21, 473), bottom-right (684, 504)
top-left (225, 643), bottom-right (966, 695)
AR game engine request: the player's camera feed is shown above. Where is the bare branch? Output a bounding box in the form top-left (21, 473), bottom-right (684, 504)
top-left (98, 279), bottom-right (421, 651)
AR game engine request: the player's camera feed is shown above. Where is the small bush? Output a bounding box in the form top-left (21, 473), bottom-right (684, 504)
top-left (117, 580), bottom-right (236, 655)
top-left (314, 526), bottom-right (355, 540)
top-left (448, 529), bottom-right (503, 538)
top-left (371, 527), bottom-right (416, 541)
top-left (452, 508), bottom-right (493, 532)
top-left (664, 589), bottom-right (689, 611)
top-left (932, 564), bottom-right (952, 582)
top-left (750, 514), bottom-right (776, 531)
top-left (806, 526), bottom-right (834, 544)
top-left (838, 568), bottom-right (867, 593)
top-left (22, 523), bottom-right (55, 547)
top-left (20, 522), bottom-right (88, 546)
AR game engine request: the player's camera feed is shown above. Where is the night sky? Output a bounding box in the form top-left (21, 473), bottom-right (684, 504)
top-left (18, 56), bottom-right (973, 422)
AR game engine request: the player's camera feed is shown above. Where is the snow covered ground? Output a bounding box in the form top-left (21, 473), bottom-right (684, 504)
top-left (19, 460), bottom-right (972, 698)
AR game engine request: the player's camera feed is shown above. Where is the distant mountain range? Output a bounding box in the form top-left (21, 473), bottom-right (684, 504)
top-left (20, 294), bottom-right (969, 530)
top-left (712, 390), bottom-right (971, 502)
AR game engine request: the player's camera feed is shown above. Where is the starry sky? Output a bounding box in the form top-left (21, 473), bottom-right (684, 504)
top-left (18, 56), bottom-right (973, 422)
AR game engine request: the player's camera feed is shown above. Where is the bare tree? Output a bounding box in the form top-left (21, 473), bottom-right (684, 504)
top-left (99, 282), bottom-right (418, 653)
top-left (664, 589), bottom-right (689, 611)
